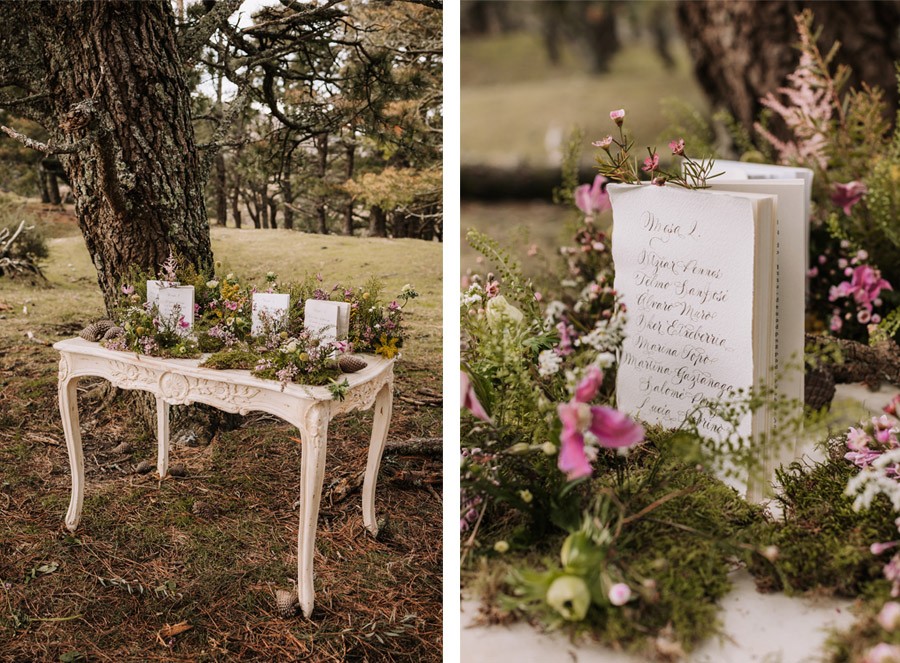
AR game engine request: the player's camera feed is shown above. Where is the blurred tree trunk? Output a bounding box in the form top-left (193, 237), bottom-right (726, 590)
top-left (281, 151), bottom-right (295, 230)
top-left (369, 205), bottom-right (386, 238)
top-left (259, 185), bottom-right (269, 229)
top-left (38, 167), bottom-right (50, 204)
top-left (676, 0), bottom-right (900, 134)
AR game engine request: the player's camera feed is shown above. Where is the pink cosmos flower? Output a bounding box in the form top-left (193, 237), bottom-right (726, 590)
top-left (574, 175), bottom-right (610, 217)
top-left (592, 135), bottom-right (613, 149)
top-left (557, 371), bottom-right (644, 480)
top-left (609, 109), bottom-right (625, 125)
top-left (642, 153), bottom-right (659, 173)
top-left (461, 371), bottom-right (491, 423)
top-left (668, 138), bottom-right (685, 156)
top-left (832, 181), bottom-right (868, 215)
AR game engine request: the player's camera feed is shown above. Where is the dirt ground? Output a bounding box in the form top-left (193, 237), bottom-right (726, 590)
top-left (0, 204), bottom-right (443, 662)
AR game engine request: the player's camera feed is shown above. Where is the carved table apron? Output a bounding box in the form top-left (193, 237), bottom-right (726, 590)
top-left (53, 337), bottom-right (394, 618)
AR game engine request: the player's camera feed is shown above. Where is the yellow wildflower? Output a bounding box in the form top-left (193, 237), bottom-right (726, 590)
top-left (375, 334), bottom-right (399, 359)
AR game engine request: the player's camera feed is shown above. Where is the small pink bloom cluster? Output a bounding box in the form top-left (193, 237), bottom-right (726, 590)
top-left (845, 414), bottom-right (900, 471)
top-left (829, 263), bottom-right (892, 326)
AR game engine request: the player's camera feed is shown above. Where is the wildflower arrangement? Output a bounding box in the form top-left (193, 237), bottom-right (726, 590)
top-left (748, 9), bottom-right (900, 342)
top-left (593, 108), bottom-right (719, 189)
top-left (102, 256), bottom-right (415, 392)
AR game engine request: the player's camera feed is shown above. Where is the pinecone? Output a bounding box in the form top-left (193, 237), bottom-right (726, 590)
top-left (339, 355), bottom-right (367, 373)
top-left (109, 441), bottom-right (132, 455)
top-left (168, 464), bottom-right (187, 477)
top-left (275, 588), bottom-right (298, 618)
top-left (805, 367), bottom-right (836, 411)
top-left (134, 460), bottom-right (154, 474)
top-left (79, 319), bottom-right (115, 342)
top-left (102, 325), bottom-right (124, 340)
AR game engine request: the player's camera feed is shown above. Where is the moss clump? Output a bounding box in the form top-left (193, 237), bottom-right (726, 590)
top-left (481, 448), bottom-right (768, 653)
top-left (602, 458), bottom-right (765, 650)
top-left (200, 349), bottom-right (259, 371)
top-left (747, 442), bottom-right (897, 597)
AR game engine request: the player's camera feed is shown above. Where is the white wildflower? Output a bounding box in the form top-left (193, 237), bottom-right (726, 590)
top-left (538, 349), bottom-right (562, 377)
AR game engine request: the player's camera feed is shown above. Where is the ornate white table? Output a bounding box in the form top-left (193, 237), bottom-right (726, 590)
top-left (53, 337), bottom-right (394, 617)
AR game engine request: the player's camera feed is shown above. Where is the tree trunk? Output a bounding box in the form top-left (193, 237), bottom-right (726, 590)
top-left (260, 185), bottom-right (270, 229)
top-left (38, 166), bottom-right (50, 204)
top-left (281, 151), bottom-right (295, 230)
top-left (676, 1), bottom-right (900, 135)
top-left (369, 205), bottom-right (386, 238)
top-left (268, 197), bottom-right (278, 229)
top-left (214, 152), bottom-right (227, 226)
top-left (231, 173), bottom-right (242, 229)
top-left (37, 1), bottom-right (213, 314)
top-left (315, 132), bottom-right (328, 235)
top-left (343, 142), bottom-right (355, 236)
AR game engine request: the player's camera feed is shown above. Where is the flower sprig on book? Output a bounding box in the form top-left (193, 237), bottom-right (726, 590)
top-left (593, 108), bottom-right (720, 189)
top-left (99, 255), bottom-right (416, 391)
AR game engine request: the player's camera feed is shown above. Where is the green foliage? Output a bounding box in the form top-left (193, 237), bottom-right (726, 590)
top-left (747, 442), bottom-right (896, 596)
top-left (198, 349), bottom-right (258, 370)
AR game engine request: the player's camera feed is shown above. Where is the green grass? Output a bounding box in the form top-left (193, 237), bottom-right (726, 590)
top-left (461, 33), bottom-right (709, 167)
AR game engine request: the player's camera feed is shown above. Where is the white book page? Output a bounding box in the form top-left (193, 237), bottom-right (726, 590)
top-left (609, 184), bottom-right (762, 443)
top-left (304, 300), bottom-right (342, 344)
top-left (251, 293), bottom-right (290, 336)
top-left (708, 180), bottom-right (806, 409)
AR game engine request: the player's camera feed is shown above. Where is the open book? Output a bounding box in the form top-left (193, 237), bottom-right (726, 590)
top-left (609, 177), bottom-right (807, 498)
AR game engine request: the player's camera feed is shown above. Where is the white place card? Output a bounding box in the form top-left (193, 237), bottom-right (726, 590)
top-left (146, 280), bottom-right (179, 307)
top-left (304, 300), bottom-right (350, 344)
top-left (156, 285), bottom-right (195, 334)
top-left (252, 293), bottom-right (291, 336)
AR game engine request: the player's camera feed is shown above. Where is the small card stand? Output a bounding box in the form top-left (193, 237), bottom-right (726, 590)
top-left (304, 300), bottom-right (351, 344)
top-left (146, 280), bottom-right (179, 307)
top-left (156, 285), bottom-right (195, 334)
top-left (252, 293), bottom-right (291, 336)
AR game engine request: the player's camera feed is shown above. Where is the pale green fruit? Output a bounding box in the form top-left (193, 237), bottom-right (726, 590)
top-left (546, 575), bottom-right (591, 621)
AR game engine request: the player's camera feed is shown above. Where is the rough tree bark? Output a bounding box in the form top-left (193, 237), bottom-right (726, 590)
top-left (1, 2), bottom-right (214, 313)
top-left (214, 153), bottom-right (228, 226)
top-left (676, 1), bottom-right (900, 135)
top-left (369, 205), bottom-right (386, 238)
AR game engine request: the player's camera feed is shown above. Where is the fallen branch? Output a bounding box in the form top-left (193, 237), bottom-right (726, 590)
top-left (384, 437), bottom-right (442, 458)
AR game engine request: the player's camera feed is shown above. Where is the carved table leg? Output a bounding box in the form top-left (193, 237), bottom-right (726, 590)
top-left (59, 375), bottom-right (84, 531)
top-left (362, 381), bottom-right (393, 536)
top-left (156, 396), bottom-right (170, 478)
top-left (297, 403), bottom-right (330, 618)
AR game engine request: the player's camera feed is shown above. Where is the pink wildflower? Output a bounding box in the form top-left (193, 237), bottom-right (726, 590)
top-left (574, 366), bottom-right (604, 403)
top-left (642, 153), bottom-right (659, 173)
top-left (608, 583), bottom-right (632, 606)
top-left (592, 135), bottom-right (613, 149)
top-left (864, 642), bottom-right (900, 663)
top-left (668, 138), bottom-right (685, 156)
top-left (121, 284), bottom-right (134, 295)
top-left (609, 109), bottom-right (625, 125)
top-left (879, 602), bottom-right (900, 631)
top-left (461, 371), bottom-right (491, 423)
top-left (557, 402), bottom-right (644, 480)
top-left (574, 175), bottom-right (610, 217)
top-left (832, 181), bottom-right (868, 215)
